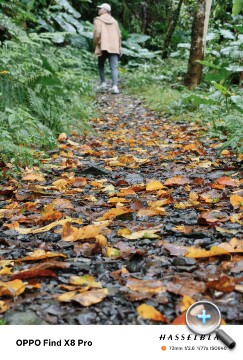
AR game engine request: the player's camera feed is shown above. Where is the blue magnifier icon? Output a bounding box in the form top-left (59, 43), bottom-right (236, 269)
top-left (186, 301), bottom-right (236, 349)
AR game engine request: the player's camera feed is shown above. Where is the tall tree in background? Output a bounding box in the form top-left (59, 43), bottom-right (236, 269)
top-left (162, 0), bottom-right (184, 59)
top-left (184, 0), bottom-right (212, 88)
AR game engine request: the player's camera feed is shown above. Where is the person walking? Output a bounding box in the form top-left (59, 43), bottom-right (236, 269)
top-left (93, 3), bottom-right (121, 94)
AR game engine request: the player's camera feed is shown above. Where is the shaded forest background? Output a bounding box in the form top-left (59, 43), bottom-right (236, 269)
top-left (0, 0), bottom-right (242, 177)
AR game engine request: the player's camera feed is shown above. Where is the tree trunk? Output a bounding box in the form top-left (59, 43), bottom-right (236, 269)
top-left (141, 2), bottom-right (148, 34)
top-left (184, 0), bottom-right (207, 88)
top-left (162, 0), bottom-right (184, 59)
top-left (203, 0), bottom-right (212, 50)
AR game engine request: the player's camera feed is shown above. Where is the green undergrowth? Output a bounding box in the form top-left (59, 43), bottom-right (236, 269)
top-left (124, 59), bottom-right (243, 154)
top-left (0, 14), bottom-right (97, 178)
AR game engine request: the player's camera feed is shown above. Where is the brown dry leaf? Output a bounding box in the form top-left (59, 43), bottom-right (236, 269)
top-left (166, 277), bottom-right (206, 297)
top-left (229, 213), bottom-right (243, 224)
top-left (110, 267), bottom-right (129, 282)
top-left (230, 194), bottom-right (243, 208)
top-left (11, 269), bottom-right (57, 280)
top-left (137, 208), bottom-right (166, 217)
top-left (164, 176), bottom-right (190, 186)
top-left (70, 177), bottom-right (87, 188)
top-left (121, 227), bottom-right (160, 240)
top-left (198, 211), bottom-right (229, 225)
top-left (62, 222), bottom-right (109, 242)
top-left (108, 197), bottom-right (129, 203)
top-left (5, 217), bottom-right (83, 235)
top-left (105, 247), bottom-right (121, 258)
top-left (117, 188), bottom-right (136, 196)
top-left (186, 245), bottom-right (229, 258)
top-left (52, 198), bottom-right (74, 210)
top-left (0, 260), bottom-right (14, 267)
top-left (95, 234), bottom-right (107, 246)
top-left (126, 277), bottom-right (166, 294)
top-left (172, 225), bottom-right (194, 234)
top-left (97, 207), bottom-right (133, 221)
top-left (58, 132), bottom-right (67, 141)
top-left (117, 228), bottom-right (131, 237)
top-left (218, 238), bottom-right (243, 253)
top-left (148, 199), bottom-right (173, 208)
top-left (18, 249), bottom-right (67, 262)
top-left (0, 300), bottom-right (9, 313)
top-left (0, 267), bottom-right (13, 275)
top-left (52, 179), bottom-right (68, 191)
top-left (235, 284), bottom-right (243, 293)
top-left (57, 291), bottom-right (76, 302)
top-left (146, 180), bottom-right (165, 191)
top-left (22, 173), bottom-right (45, 182)
top-left (180, 295), bottom-right (195, 312)
top-left (200, 190), bottom-right (221, 203)
top-left (40, 204), bottom-right (63, 222)
top-left (0, 279), bottom-right (26, 296)
top-left (137, 304), bottom-right (168, 322)
top-left (213, 176), bottom-right (238, 187)
top-left (206, 276), bottom-right (237, 293)
top-left (69, 275), bottom-right (102, 288)
top-left (163, 242), bottom-right (188, 256)
top-left (72, 288), bottom-right (108, 306)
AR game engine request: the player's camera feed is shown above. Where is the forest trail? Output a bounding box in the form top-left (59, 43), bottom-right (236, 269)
top-left (0, 90), bottom-right (242, 325)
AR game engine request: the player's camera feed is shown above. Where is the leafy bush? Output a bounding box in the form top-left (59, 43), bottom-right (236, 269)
top-left (0, 11), bottom-right (96, 171)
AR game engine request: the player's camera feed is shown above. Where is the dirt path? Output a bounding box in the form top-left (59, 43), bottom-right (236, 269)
top-left (0, 91), bottom-right (242, 325)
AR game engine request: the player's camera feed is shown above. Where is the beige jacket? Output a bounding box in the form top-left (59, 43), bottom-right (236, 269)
top-left (93, 14), bottom-right (121, 56)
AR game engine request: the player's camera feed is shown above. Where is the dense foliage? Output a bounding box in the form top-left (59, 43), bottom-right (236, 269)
top-left (0, 0), bottom-right (242, 174)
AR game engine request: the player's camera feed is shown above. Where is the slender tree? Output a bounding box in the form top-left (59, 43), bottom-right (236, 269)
top-left (184, 0), bottom-right (212, 88)
top-left (162, 0), bottom-right (184, 59)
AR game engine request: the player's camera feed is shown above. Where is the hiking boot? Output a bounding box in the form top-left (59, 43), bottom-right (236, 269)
top-left (111, 85), bottom-right (119, 94)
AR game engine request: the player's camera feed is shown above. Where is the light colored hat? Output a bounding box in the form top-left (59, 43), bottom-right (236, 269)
top-left (97, 3), bottom-right (111, 12)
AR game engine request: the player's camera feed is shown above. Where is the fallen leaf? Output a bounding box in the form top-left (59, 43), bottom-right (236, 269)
top-left (0, 279), bottom-right (27, 296)
top-left (72, 288), bottom-right (108, 306)
top-left (52, 179), bottom-right (68, 191)
top-left (137, 304), bottom-right (168, 322)
top-left (230, 194), bottom-right (243, 208)
top-left (166, 277), bottom-right (206, 296)
top-left (198, 211), bottom-right (229, 225)
top-left (5, 217), bottom-right (83, 235)
top-left (185, 246), bottom-right (229, 258)
top-left (180, 295), bottom-right (195, 312)
top-left (97, 207), bottom-right (133, 221)
top-left (11, 269), bottom-right (57, 280)
top-left (206, 276), bottom-right (237, 293)
top-left (0, 267), bottom-right (13, 275)
top-left (0, 300), bottom-right (9, 313)
top-left (163, 242), bottom-right (188, 256)
top-left (213, 176), bottom-right (238, 187)
top-left (69, 275), bottom-right (102, 288)
top-left (164, 176), bottom-right (190, 186)
top-left (58, 132), bottom-right (67, 141)
top-left (146, 180), bottom-right (165, 191)
top-left (218, 238), bottom-right (243, 253)
top-left (57, 291), bottom-right (77, 302)
top-left (137, 208), bottom-right (166, 217)
top-left (62, 222), bottom-right (109, 242)
top-left (126, 277), bottom-right (166, 294)
top-left (18, 249), bottom-right (67, 261)
top-left (22, 173), bottom-right (45, 182)
top-left (52, 198), bottom-right (74, 210)
top-left (105, 247), bottom-right (121, 258)
top-left (121, 227), bottom-right (160, 240)
top-left (40, 204), bottom-right (63, 222)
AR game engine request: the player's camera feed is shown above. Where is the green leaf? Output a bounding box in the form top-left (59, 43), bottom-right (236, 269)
top-left (232, 0), bottom-right (243, 15)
